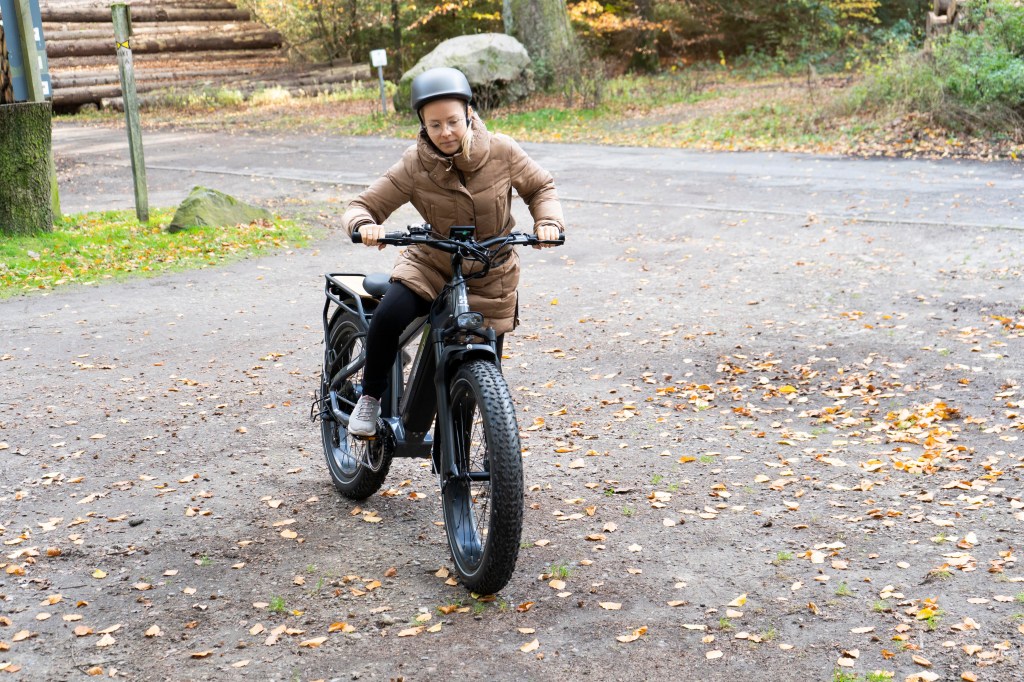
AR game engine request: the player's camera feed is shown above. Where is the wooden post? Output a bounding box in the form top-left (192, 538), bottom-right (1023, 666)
top-left (112, 3), bottom-right (148, 222)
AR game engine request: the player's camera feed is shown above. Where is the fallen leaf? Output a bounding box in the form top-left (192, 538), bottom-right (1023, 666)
top-left (616, 626), bottom-right (647, 643)
top-left (727, 594), bottom-right (747, 607)
top-left (144, 625), bottom-right (162, 638)
top-left (520, 639), bottom-right (540, 653)
top-left (96, 633), bottom-right (116, 648)
top-left (706, 650), bottom-right (723, 660)
top-left (599, 602), bottom-right (622, 610)
top-left (397, 627), bottom-right (423, 637)
top-left (300, 637), bottom-right (328, 648)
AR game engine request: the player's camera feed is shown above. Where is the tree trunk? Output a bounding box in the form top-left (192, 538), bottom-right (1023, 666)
top-left (504, 0), bottom-right (580, 88)
top-left (629, 0), bottom-right (659, 73)
top-left (47, 30), bottom-right (282, 59)
top-left (391, 0), bottom-right (402, 76)
top-left (0, 102), bottom-right (54, 235)
top-left (40, 8), bottom-right (251, 23)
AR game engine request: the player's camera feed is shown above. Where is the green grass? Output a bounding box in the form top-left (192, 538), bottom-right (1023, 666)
top-left (773, 551), bottom-right (794, 565)
top-left (1015, 592), bottom-right (1024, 603)
top-left (548, 561), bottom-right (572, 580)
top-left (57, 64), bottom-right (1020, 159)
top-left (0, 208), bottom-right (311, 297)
top-left (718, 616), bottom-right (733, 631)
top-left (835, 582), bottom-right (854, 597)
top-left (268, 596), bottom-right (287, 613)
top-left (834, 672), bottom-right (894, 682)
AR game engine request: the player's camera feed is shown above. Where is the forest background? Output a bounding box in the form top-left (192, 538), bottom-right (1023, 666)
top-left (221, 0), bottom-right (1024, 157)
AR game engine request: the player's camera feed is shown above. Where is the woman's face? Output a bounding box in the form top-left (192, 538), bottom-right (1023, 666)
top-left (421, 99), bottom-right (468, 154)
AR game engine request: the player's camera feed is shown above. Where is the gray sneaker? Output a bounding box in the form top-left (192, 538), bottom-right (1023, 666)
top-left (348, 395), bottom-right (380, 437)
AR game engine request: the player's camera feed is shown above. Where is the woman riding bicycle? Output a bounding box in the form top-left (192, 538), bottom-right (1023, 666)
top-left (342, 66), bottom-right (565, 437)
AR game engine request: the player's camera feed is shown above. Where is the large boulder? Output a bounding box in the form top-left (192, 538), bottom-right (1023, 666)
top-left (396, 34), bottom-right (533, 112)
top-left (167, 186), bottom-right (271, 233)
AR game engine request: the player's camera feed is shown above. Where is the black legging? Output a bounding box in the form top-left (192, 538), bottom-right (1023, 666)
top-left (361, 281), bottom-right (504, 399)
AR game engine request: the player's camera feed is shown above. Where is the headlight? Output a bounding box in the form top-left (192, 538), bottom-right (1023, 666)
top-left (456, 312), bottom-right (484, 330)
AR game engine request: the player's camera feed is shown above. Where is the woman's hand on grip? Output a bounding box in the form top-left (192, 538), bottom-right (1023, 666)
top-left (534, 223), bottom-right (561, 249)
top-left (358, 224), bottom-right (387, 249)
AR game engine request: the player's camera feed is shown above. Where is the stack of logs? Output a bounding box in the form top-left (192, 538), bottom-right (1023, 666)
top-left (41, 0), bottom-right (372, 111)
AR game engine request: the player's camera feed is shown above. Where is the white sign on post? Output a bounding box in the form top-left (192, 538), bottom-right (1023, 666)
top-left (370, 49), bottom-right (388, 115)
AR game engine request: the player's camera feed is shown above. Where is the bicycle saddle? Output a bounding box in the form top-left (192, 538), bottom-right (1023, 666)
top-left (363, 273), bottom-right (391, 299)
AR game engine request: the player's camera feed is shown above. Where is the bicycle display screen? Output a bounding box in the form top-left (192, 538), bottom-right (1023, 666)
top-left (449, 225), bottom-right (476, 241)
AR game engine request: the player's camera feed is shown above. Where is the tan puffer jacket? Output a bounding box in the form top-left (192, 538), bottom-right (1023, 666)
top-left (341, 116), bottom-right (564, 334)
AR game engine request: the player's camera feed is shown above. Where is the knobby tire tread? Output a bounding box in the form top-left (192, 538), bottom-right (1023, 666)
top-left (322, 310), bottom-right (391, 500)
top-left (445, 359), bottom-right (523, 594)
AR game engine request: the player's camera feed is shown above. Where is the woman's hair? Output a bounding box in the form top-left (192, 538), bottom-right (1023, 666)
top-left (459, 110), bottom-right (475, 160)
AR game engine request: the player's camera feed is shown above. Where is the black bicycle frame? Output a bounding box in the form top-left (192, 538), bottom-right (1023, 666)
top-left (322, 248), bottom-right (499, 474)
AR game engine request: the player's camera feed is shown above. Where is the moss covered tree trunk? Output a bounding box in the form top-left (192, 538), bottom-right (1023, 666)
top-left (0, 102), bottom-right (55, 235)
top-left (503, 0), bottom-right (580, 87)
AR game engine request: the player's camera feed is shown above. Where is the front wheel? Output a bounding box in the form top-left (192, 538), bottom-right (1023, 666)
top-left (442, 359), bottom-right (523, 594)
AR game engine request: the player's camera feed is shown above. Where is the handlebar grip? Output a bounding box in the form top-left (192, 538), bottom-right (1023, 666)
top-left (352, 230), bottom-right (409, 245)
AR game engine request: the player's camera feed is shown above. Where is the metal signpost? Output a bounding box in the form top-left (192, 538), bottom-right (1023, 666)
top-left (370, 49), bottom-right (387, 116)
top-left (0, 0), bottom-right (52, 102)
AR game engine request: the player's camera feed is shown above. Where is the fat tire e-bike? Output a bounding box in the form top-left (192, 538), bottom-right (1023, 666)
top-left (313, 224), bottom-right (563, 594)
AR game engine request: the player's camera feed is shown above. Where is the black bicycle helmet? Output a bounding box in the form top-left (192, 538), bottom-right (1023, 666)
top-left (410, 67), bottom-right (473, 117)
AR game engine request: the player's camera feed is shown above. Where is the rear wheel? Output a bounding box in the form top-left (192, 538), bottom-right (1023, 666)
top-left (441, 359), bottom-right (523, 594)
top-left (320, 310), bottom-right (391, 500)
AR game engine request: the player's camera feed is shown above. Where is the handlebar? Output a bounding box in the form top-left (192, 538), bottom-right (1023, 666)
top-left (351, 225), bottom-right (564, 251)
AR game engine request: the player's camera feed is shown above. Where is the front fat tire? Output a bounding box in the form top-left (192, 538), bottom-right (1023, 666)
top-left (442, 359), bottom-right (523, 594)
top-left (321, 311), bottom-right (391, 500)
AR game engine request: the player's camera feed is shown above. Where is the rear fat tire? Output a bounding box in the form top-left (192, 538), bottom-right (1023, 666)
top-left (321, 310), bottom-right (392, 500)
top-left (442, 359), bottom-right (523, 594)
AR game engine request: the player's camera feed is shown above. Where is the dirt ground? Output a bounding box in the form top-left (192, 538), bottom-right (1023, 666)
top-left (1, 126), bottom-right (1023, 681)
